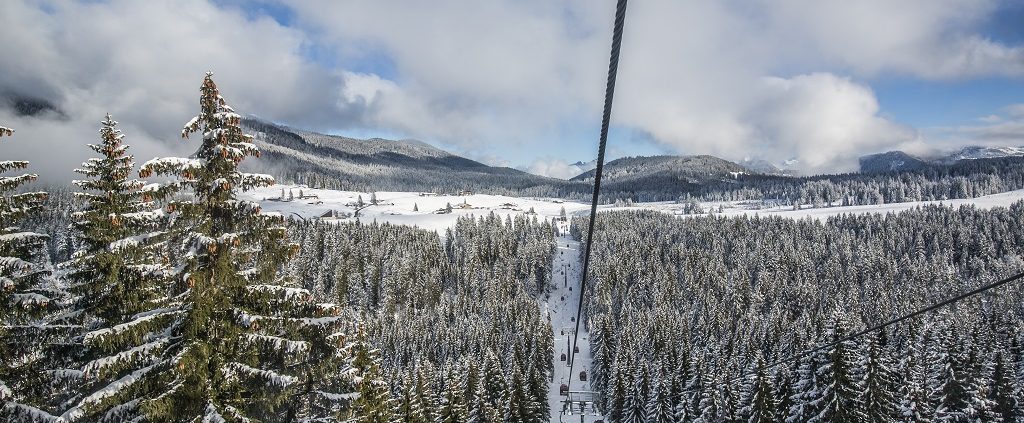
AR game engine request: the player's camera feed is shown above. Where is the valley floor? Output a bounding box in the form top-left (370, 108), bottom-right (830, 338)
top-left (241, 185), bottom-right (1024, 232)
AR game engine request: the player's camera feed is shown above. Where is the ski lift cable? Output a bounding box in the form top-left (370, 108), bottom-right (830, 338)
top-left (566, 0), bottom-right (628, 400)
top-left (731, 268), bottom-right (1024, 383)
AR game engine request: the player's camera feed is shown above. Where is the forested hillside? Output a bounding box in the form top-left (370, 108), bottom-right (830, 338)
top-left (243, 119), bottom-right (577, 197)
top-left (572, 208), bottom-right (1024, 421)
top-left (285, 215), bottom-right (558, 422)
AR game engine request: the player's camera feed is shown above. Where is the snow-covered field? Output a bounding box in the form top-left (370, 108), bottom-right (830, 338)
top-left (240, 185), bottom-right (591, 233)
top-left (240, 185), bottom-right (1024, 232)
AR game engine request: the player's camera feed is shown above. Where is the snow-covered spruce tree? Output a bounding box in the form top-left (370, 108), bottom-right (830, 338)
top-left (897, 328), bottom-right (931, 423)
top-left (396, 370), bottom-right (427, 423)
top-left (349, 325), bottom-right (394, 423)
top-left (741, 358), bottom-right (777, 423)
top-left (860, 332), bottom-right (898, 422)
top-left (622, 364), bottom-right (648, 423)
top-left (467, 369), bottom-right (490, 423)
top-left (809, 319), bottom-right (866, 423)
top-left (787, 346), bottom-right (824, 422)
top-left (928, 330), bottom-right (970, 421)
top-left (644, 374), bottom-right (673, 423)
top-left (988, 351), bottom-right (1020, 422)
top-left (54, 115), bottom-right (176, 422)
top-left (0, 125), bottom-right (67, 420)
top-left (436, 369), bottom-right (467, 423)
top-left (137, 73), bottom-right (354, 421)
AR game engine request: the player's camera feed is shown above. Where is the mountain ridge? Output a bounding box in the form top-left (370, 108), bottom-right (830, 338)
top-left (860, 145), bottom-right (1024, 173)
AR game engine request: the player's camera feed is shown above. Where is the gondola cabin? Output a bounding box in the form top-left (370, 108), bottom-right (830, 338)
top-left (573, 346), bottom-right (579, 353)
top-left (559, 384), bottom-right (569, 396)
top-left (560, 353), bottom-right (566, 362)
top-left (580, 371), bottom-right (587, 381)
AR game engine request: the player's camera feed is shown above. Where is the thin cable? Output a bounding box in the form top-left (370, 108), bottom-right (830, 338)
top-left (733, 269), bottom-right (1024, 383)
top-left (566, 0), bottom-right (627, 400)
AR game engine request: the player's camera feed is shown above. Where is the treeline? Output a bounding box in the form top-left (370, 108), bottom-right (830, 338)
top-left (286, 214), bottom-right (558, 422)
top-left (0, 74), bottom-right (390, 422)
top-left (572, 208), bottom-right (1024, 422)
top-left (691, 158), bottom-right (1024, 207)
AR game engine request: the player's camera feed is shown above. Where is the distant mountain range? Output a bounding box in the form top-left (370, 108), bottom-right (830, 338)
top-left (241, 118), bottom-right (573, 195)
top-left (241, 118), bottom-right (770, 199)
top-left (859, 146), bottom-right (1024, 173)
top-left (242, 117), bottom-right (1024, 202)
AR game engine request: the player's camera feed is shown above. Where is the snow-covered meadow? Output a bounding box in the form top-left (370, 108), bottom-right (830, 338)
top-left (240, 184), bottom-right (1024, 232)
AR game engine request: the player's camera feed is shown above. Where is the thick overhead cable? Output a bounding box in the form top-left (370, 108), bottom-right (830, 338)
top-left (566, 0), bottom-right (628, 398)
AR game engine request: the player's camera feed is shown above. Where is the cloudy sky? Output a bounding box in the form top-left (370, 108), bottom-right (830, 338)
top-left (1, 0), bottom-right (1023, 181)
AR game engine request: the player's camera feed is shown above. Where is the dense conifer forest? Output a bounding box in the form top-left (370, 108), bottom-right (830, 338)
top-left (286, 215), bottom-right (557, 422)
top-left (572, 208), bottom-right (1024, 421)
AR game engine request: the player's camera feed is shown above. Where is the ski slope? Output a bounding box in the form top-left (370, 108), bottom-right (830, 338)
top-left (543, 222), bottom-right (602, 423)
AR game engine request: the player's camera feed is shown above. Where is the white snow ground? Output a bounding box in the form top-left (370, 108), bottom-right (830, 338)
top-left (543, 222), bottom-right (602, 423)
top-left (241, 186), bottom-right (591, 234)
top-left (241, 185), bottom-right (1024, 233)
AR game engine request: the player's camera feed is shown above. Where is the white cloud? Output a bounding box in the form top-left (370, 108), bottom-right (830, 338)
top-left (525, 159), bottom-right (586, 180)
top-left (287, 0), bottom-right (1020, 173)
top-left (1007, 104), bottom-right (1024, 119)
top-left (1, 0), bottom-right (1022, 180)
top-left (926, 104), bottom-right (1024, 149)
top-left (0, 0), bottom-right (373, 182)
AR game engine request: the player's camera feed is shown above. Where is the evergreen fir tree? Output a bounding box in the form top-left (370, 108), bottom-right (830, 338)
top-left (397, 368), bottom-right (429, 423)
top-left (897, 334), bottom-right (931, 423)
top-left (435, 369), bottom-right (467, 423)
top-left (137, 73), bottom-right (351, 421)
top-left (742, 359), bottom-right (777, 423)
top-left (467, 364), bottom-right (491, 423)
top-left (527, 361), bottom-right (549, 422)
top-left (608, 360), bottom-right (629, 423)
top-left (644, 375), bottom-right (673, 423)
top-left (787, 347), bottom-right (823, 422)
top-left (351, 325), bottom-right (395, 423)
top-left (285, 307), bottom-right (358, 421)
top-left (623, 365), bottom-right (648, 423)
top-left (860, 332), bottom-right (898, 422)
top-left (810, 319), bottom-right (866, 423)
top-left (56, 115), bottom-right (178, 422)
top-left (694, 375), bottom-right (724, 423)
top-left (773, 366), bottom-right (794, 423)
top-left (0, 124), bottom-right (62, 420)
top-left (415, 366), bottom-right (439, 423)
top-left (988, 351), bottom-right (1020, 422)
top-left (929, 332), bottom-right (969, 422)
